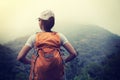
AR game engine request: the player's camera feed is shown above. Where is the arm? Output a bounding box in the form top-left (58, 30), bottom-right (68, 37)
top-left (17, 45), bottom-right (31, 64)
top-left (63, 42), bottom-right (77, 63)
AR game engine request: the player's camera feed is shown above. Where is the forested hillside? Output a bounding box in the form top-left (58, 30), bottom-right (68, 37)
top-left (1, 25), bottom-right (120, 80)
top-left (0, 44), bottom-right (15, 80)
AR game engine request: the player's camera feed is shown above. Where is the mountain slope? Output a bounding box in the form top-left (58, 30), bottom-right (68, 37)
top-left (3, 25), bottom-right (120, 80)
top-left (63, 25), bottom-right (120, 80)
top-left (0, 44), bottom-right (16, 80)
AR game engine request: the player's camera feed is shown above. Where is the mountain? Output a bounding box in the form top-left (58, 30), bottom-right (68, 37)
top-left (0, 44), bottom-right (16, 80)
top-left (62, 25), bottom-right (120, 80)
top-left (2, 24), bottom-right (120, 80)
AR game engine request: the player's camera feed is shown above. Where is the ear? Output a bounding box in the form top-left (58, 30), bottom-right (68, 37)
top-left (40, 23), bottom-right (45, 31)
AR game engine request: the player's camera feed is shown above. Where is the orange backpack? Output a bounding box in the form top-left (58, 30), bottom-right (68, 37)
top-left (29, 32), bottom-right (64, 80)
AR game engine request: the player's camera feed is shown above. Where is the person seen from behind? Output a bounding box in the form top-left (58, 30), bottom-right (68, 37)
top-left (17, 10), bottom-right (77, 80)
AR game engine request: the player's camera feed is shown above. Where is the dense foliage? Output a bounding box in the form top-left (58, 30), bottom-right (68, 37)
top-left (0, 44), bottom-right (15, 80)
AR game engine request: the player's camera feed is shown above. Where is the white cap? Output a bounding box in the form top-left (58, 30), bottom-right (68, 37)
top-left (39, 10), bottom-right (54, 20)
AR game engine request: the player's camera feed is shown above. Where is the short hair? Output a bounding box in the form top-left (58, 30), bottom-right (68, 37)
top-left (41, 17), bottom-right (55, 31)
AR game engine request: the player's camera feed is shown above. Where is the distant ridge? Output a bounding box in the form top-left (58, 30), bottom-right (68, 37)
top-left (1, 24), bottom-right (120, 80)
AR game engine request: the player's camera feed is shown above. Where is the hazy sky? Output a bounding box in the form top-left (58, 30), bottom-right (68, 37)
top-left (0, 0), bottom-right (120, 43)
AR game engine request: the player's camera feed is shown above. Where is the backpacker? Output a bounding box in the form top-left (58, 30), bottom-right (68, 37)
top-left (29, 32), bottom-right (64, 80)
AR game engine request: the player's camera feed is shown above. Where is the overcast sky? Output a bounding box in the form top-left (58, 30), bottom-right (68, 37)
top-left (0, 0), bottom-right (120, 43)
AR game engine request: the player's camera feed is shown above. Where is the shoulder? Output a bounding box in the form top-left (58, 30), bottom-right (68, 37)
top-left (25, 34), bottom-right (36, 48)
top-left (28, 34), bottom-right (36, 41)
top-left (57, 32), bottom-right (67, 39)
top-left (56, 32), bottom-right (69, 45)
top-left (56, 32), bottom-right (65, 37)
top-left (30, 34), bottom-right (36, 38)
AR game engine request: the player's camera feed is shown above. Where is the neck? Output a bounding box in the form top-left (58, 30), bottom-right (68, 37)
top-left (42, 29), bottom-right (52, 32)
top-left (41, 25), bottom-right (52, 32)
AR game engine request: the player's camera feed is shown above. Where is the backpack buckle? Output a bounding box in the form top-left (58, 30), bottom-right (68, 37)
top-left (44, 53), bottom-right (54, 58)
